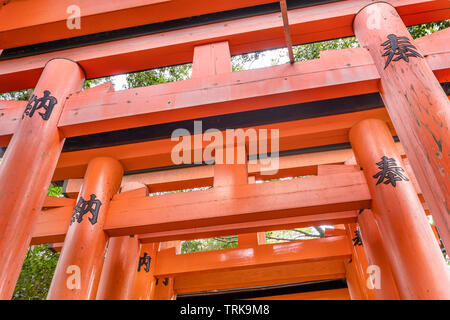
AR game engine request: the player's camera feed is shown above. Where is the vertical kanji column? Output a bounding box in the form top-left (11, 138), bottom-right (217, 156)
top-left (354, 2), bottom-right (450, 251)
top-left (47, 157), bottom-right (123, 299)
top-left (349, 118), bottom-right (450, 299)
top-left (0, 58), bottom-right (85, 299)
top-left (96, 183), bottom-right (146, 300)
top-left (133, 243), bottom-right (159, 300)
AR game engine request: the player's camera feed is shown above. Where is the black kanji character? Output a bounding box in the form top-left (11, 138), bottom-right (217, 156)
top-left (352, 230), bottom-right (363, 247)
top-left (22, 90), bottom-right (58, 120)
top-left (70, 194), bottom-right (102, 226)
top-left (381, 34), bottom-right (422, 69)
top-left (373, 156), bottom-right (409, 187)
top-left (137, 252), bottom-right (151, 272)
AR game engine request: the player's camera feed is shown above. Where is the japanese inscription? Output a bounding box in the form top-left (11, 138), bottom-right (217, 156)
top-left (373, 156), bottom-right (409, 187)
top-left (22, 90), bottom-right (58, 121)
top-left (352, 230), bottom-right (363, 247)
top-left (138, 252), bottom-right (151, 272)
top-left (70, 194), bottom-right (102, 226)
top-left (381, 34), bottom-right (422, 69)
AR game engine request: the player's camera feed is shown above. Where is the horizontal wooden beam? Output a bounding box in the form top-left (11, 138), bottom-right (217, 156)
top-left (105, 171), bottom-right (370, 236)
top-left (31, 207), bottom-right (358, 246)
top-left (154, 235), bottom-right (351, 277)
top-left (0, 0), bottom-right (448, 92)
top-left (174, 259), bottom-right (347, 294)
top-left (0, 30), bottom-right (447, 151)
top-left (138, 210), bottom-right (358, 243)
top-left (62, 143), bottom-right (406, 197)
top-left (32, 207), bottom-right (73, 245)
top-left (1, 30), bottom-right (448, 153)
top-left (57, 38), bottom-right (450, 139)
top-left (42, 196), bottom-right (76, 209)
top-left (0, 0), bottom-right (276, 49)
top-left (52, 108), bottom-right (394, 180)
top-left (31, 172), bottom-right (370, 244)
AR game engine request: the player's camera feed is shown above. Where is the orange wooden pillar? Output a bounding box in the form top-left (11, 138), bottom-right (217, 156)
top-left (0, 58), bottom-right (85, 299)
top-left (345, 259), bottom-right (364, 300)
top-left (349, 119), bottom-right (450, 299)
top-left (96, 183), bottom-right (146, 300)
top-left (238, 232), bottom-right (266, 248)
top-left (238, 176), bottom-right (266, 249)
top-left (354, 2), bottom-right (450, 251)
top-left (47, 157), bottom-right (123, 299)
top-left (153, 241), bottom-right (181, 300)
top-left (96, 235), bottom-right (139, 300)
top-left (133, 243), bottom-right (159, 300)
top-left (344, 223), bottom-right (376, 300)
top-left (358, 209), bottom-right (400, 300)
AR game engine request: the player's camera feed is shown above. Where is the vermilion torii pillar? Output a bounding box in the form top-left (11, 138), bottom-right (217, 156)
top-left (358, 210), bottom-right (400, 300)
top-left (349, 119), bottom-right (450, 299)
top-left (354, 1), bottom-right (450, 251)
top-left (133, 243), bottom-right (159, 300)
top-left (96, 235), bottom-right (140, 300)
top-left (96, 183), bottom-right (145, 300)
top-left (0, 58), bottom-right (84, 299)
top-left (345, 223), bottom-right (376, 300)
top-left (47, 157), bottom-right (123, 300)
top-left (153, 241), bottom-right (180, 300)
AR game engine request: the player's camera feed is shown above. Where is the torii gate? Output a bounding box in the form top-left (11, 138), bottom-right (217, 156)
top-left (0, 0), bottom-right (449, 300)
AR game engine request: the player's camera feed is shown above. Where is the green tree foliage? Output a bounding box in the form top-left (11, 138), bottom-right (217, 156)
top-left (125, 64), bottom-right (191, 89)
top-left (12, 245), bottom-right (59, 300)
top-left (409, 20), bottom-right (449, 39)
top-left (182, 236), bottom-right (238, 254)
top-left (0, 89), bottom-right (33, 101)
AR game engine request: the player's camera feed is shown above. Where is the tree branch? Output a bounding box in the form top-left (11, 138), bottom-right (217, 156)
top-left (290, 229), bottom-right (321, 238)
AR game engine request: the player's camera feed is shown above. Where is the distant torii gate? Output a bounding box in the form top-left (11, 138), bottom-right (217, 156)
top-left (0, 0), bottom-right (449, 300)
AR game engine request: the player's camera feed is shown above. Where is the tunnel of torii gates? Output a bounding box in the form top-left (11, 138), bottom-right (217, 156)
top-left (0, 0), bottom-right (449, 301)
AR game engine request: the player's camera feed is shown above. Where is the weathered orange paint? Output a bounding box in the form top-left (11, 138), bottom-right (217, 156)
top-left (47, 157), bottom-right (123, 300)
top-left (0, 58), bottom-right (84, 299)
top-left (133, 243), bottom-right (159, 300)
top-left (357, 209), bottom-right (400, 300)
top-left (354, 1), bottom-right (450, 252)
top-left (349, 118), bottom-right (450, 299)
top-left (192, 41), bottom-right (231, 78)
top-left (0, 0), bottom-right (447, 92)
